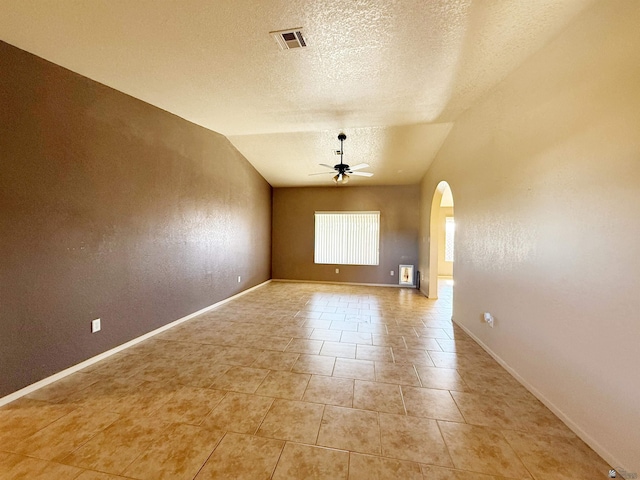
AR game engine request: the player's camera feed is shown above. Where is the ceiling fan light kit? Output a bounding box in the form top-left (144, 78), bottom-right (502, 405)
top-left (311, 133), bottom-right (374, 185)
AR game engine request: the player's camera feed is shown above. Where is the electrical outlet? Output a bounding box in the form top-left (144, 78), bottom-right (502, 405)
top-left (390, 270), bottom-right (394, 276)
top-left (91, 318), bottom-right (101, 333)
top-left (237, 276), bottom-right (241, 283)
top-left (483, 312), bottom-right (494, 328)
top-left (335, 268), bottom-right (339, 274)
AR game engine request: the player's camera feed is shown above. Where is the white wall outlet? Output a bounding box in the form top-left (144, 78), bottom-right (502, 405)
top-left (390, 270), bottom-right (394, 276)
top-left (335, 268), bottom-right (339, 274)
top-left (91, 318), bottom-right (101, 333)
top-left (483, 312), bottom-right (494, 328)
top-left (237, 275), bottom-right (241, 283)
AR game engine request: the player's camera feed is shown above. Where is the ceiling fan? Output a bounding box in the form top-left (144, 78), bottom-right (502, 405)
top-left (310, 133), bottom-right (374, 184)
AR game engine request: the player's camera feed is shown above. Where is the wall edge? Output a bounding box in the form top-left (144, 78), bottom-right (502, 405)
top-left (0, 280), bottom-right (272, 407)
top-left (453, 319), bottom-right (624, 473)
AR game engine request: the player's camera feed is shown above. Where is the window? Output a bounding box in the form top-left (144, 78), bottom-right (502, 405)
top-left (445, 216), bottom-right (455, 262)
top-left (314, 211), bottom-right (380, 265)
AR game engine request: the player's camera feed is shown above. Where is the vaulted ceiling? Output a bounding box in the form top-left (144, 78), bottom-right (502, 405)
top-left (0, 0), bottom-right (593, 186)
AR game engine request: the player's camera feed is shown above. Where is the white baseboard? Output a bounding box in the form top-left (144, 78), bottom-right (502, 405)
top-left (453, 319), bottom-right (625, 474)
top-left (272, 278), bottom-right (415, 288)
top-left (0, 280), bottom-right (271, 407)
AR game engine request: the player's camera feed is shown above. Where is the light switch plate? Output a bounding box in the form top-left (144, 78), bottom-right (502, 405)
top-left (91, 318), bottom-right (101, 333)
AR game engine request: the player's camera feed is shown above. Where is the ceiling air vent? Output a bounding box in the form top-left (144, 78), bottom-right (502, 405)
top-left (270, 28), bottom-right (307, 50)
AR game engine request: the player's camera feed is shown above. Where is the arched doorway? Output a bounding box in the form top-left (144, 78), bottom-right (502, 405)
top-left (428, 181), bottom-right (454, 299)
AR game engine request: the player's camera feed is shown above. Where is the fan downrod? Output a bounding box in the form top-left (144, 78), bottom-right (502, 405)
top-left (336, 133), bottom-right (348, 171)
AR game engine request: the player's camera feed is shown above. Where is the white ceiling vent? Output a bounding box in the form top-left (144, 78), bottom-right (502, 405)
top-left (270, 28), bottom-right (307, 50)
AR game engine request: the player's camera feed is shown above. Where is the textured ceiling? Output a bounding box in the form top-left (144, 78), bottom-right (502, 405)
top-left (0, 0), bottom-right (593, 186)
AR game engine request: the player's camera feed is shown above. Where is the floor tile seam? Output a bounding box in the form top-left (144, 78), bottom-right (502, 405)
top-left (5, 404), bottom-right (86, 450)
top-left (47, 410), bottom-right (124, 464)
top-left (74, 466), bottom-right (130, 479)
top-left (373, 441), bottom-right (458, 469)
top-left (432, 417), bottom-right (456, 473)
top-left (138, 385), bottom-right (185, 421)
top-left (255, 387), bottom-right (322, 404)
top-left (372, 410), bottom-right (386, 462)
top-left (483, 427), bottom-right (536, 480)
top-left (123, 420), bottom-right (216, 479)
top-left (271, 441), bottom-right (355, 475)
top-left (191, 431), bottom-right (237, 480)
top-left (379, 406), bottom-right (448, 421)
top-left (2, 429), bottom-right (102, 466)
top-left (346, 377), bottom-right (355, 409)
top-left (250, 354), bottom-right (300, 373)
top-left (268, 438), bottom-right (288, 479)
top-left (489, 423), bottom-right (580, 443)
top-left (251, 397), bottom-right (277, 436)
top-left (422, 464), bottom-right (524, 480)
top-left (342, 336), bottom-right (374, 346)
top-left (4, 452), bottom-right (95, 475)
top-left (398, 384), bottom-right (409, 416)
top-left (437, 419), bottom-right (538, 480)
top-left (294, 373), bottom-right (313, 402)
top-left (203, 387), bottom-right (236, 425)
top-left (300, 375), bottom-right (321, 404)
top-left (373, 366), bottom-right (420, 384)
top-left (30, 377), bottom-right (103, 405)
top-left (57, 416), bottom-right (173, 477)
top-left (424, 349), bottom-right (436, 369)
top-left (314, 405), bottom-right (326, 445)
top-left (352, 450), bottom-right (436, 469)
top-left (302, 395), bottom-right (351, 409)
top-left (251, 393), bottom-right (308, 403)
top-left (356, 370), bottom-right (408, 388)
top-left (437, 389), bottom-right (467, 425)
top-left (315, 436), bottom-right (382, 457)
top-left (286, 353), bottom-right (300, 373)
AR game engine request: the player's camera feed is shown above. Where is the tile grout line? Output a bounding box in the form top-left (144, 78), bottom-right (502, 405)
top-left (399, 384), bottom-right (409, 416)
top-left (191, 431), bottom-right (227, 480)
top-left (434, 419), bottom-right (456, 474)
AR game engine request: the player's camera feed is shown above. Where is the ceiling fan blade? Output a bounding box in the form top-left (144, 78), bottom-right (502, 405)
top-left (349, 163), bottom-right (369, 171)
top-left (309, 171), bottom-right (336, 176)
top-left (350, 171), bottom-right (374, 177)
top-left (319, 163), bottom-right (336, 169)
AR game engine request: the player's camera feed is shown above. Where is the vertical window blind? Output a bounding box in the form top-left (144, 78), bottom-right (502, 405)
top-left (314, 211), bottom-right (380, 265)
top-left (445, 216), bottom-right (455, 262)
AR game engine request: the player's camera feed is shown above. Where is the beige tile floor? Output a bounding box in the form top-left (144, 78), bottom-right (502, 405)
top-left (0, 280), bottom-right (612, 479)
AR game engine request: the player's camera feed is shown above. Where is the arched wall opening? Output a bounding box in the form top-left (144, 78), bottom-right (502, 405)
top-left (428, 181), bottom-right (454, 299)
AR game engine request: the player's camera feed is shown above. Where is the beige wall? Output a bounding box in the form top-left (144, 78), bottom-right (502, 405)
top-left (0, 41), bottom-right (272, 398)
top-left (437, 206), bottom-right (454, 277)
top-left (273, 186), bottom-right (419, 285)
top-left (419, 2), bottom-right (640, 471)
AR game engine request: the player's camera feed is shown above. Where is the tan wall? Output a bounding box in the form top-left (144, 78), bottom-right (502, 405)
top-left (0, 42), bottom-right (272, 398)
top-left (273, 186), bottom-right (419, 285)
top-left (419, 2), bottom-right (640, 471)
top-left (437, 206), bottom-right (454, 276)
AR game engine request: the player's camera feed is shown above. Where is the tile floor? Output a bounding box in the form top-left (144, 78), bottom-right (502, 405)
top-left (0, 280), bottom-right (612, 479)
